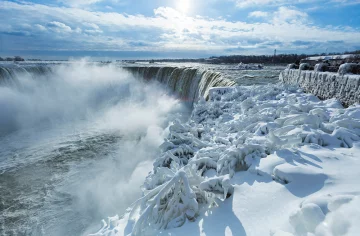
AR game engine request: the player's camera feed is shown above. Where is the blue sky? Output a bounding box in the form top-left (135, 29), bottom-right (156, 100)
top-left (0, 0), bottom-right (359, 59)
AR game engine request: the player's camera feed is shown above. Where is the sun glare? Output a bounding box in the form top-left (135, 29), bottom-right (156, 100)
top-left (176, 0), bottom-right (190, 14)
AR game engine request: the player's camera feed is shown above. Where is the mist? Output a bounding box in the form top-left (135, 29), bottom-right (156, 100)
top-left (0, 60), bottom-right (190, 235)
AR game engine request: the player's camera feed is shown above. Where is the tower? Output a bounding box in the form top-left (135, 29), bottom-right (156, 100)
top-left (273, 49), bottom-right (277, 63)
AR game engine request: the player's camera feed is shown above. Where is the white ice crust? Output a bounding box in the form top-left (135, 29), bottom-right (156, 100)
top-left (280, 69), bottom-right (360, 105)
top-left (91, 84), bottom-right (360, 236)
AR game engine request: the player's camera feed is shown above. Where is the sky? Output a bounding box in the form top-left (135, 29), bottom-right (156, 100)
top-left (0, 0), bottom-right (359, 59)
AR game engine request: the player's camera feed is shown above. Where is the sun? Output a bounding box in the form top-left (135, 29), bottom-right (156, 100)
top-left (176, 0), bottom-right (190, 14)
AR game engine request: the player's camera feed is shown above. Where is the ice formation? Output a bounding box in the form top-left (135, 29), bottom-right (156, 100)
top-left (299, 63), bottom-right (311, 70)
top-left (305, 54), bottom-right (359, 61)
top-left (92, 83), bottom-right (360, 236)
top-left (314, 63), bottom-right (328, 72)
top-left (338, 63), bottom-right (360, 75)
top-left (236, 62), bottom-right (263, 70)
top-left (280, 67), bottom-right (360, 106)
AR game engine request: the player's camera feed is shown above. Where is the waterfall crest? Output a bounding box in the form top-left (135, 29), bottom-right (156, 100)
top-left (0, 65), bottom-right (52, 87)
top-left (124, 66), bottom-right (237, 103)
top-left (0, 64), bottom-right (237, 103)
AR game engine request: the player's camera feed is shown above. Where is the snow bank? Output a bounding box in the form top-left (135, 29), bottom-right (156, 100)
top-left (92, 84), bottom-right (360, 236)
top-left (280, 69), bottom-right (360, 106)
top-left (273, 194), bottom-right (360, 235)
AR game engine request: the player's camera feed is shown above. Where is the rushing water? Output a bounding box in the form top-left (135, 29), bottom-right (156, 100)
top-left (0, 61), bottom-right (282, 236)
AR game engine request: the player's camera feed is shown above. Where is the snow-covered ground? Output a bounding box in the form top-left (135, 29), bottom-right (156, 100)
top-left (91, 84), bottom-right (360, 236)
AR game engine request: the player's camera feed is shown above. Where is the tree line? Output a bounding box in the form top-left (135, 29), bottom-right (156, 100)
top-left (207, 50), bottom-right (360, 64)
top-left (208, 54), bottom-right (307, 64)
top-left (0, 56), bottom-right (25, 61)
top-left (134, 50), bottom-right (360, 64)
top-left (2, 50), bottom-right (359, 64)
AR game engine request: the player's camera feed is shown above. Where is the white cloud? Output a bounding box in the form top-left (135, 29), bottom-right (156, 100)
top-left (248, 11), bottom-right (268, 18)
top-left (83, 22), bottom-right (100, 30)
top-left (233, 0), bottom-right (360, 9)
top-left (74, 27), bottom-right (82, 33)
top-left (235, 0), bottom-right (285, 8)
top-left (47, 21), bottom-right (72, 33)
top-left (34, 24), bottom-right (47, 31)
top-left (83, 23), bottom-right (103, 34)
top-left (84, 29), bottom-right (103, 34)
top-left (0, 1), bottom-right (359, 54)
top-left (331, 0), bottom-right (360, 5)
top-left (59, 0), bottom-right (104, 7)
top-left (59, 0), bottom-right (126, 7)
top-left (272, 6), bottom-right (309, 24)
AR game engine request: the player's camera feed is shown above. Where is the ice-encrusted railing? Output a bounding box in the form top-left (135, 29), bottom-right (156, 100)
top-left (286, 62), bottom-right (360, 74)
top-left (281, 63), bottom-right (360, 106)
top-left (93, 84), bottom-right (360, 236)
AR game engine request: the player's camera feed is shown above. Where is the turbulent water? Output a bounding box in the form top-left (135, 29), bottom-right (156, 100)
top-left (0, 61), bottom-right (281, 236)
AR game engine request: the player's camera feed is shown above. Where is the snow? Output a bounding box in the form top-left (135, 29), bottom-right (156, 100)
top-left (208, 87), bottom-right (235, 101)
top-left (338, 63), bottom-right (360, 75)
top-left (91, 84), bottom-right (360, 236)
top-left (299, 63), bottom-right (311, 70)
top-left (236, 62), bottom-right (263, 70)
top-left (280, 69), bottom-right (360, 106)
top-left (314, 63), bottom-right (328, 72)
top-left (286, 64), bottom-right (297, 69)
top-left (306, 54), bottom-right (358, 61)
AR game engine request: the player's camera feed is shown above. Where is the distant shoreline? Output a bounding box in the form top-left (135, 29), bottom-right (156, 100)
top-left (1, 50), bottom-right (359, 64)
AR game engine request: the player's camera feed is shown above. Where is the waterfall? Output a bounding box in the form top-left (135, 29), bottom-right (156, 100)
top-left (0, 64), bottom-right (53, 87)
top-left (124, 66), bottom-right (237, 103)
top-left (0, 64), bottom-right (237, 104)
top-left (0, 65), bottom-right (52, 80)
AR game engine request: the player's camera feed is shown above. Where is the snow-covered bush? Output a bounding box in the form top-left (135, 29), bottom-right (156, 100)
top-left (137, 84), bottom-right (360, 233)
top-left (199, 175), bottom-right (233, 200)
top-left (130, 170), bottom-right (198, 235)
top-left (286, 63), bottom-right (297, 69)
top-left (217, 145), bottom-right (266, 177)
top-left (93, 83), bottom-right (360, 236)
top-left (299, 63), bottom-right (311, 70)
top-left (314, 63), bottom-right (328, 72)
top-left (338, 63), bottom-right (360, 75)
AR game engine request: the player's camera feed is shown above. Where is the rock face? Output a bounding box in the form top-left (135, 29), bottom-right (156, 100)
top-left (280, 68), bottom-right (360, 106)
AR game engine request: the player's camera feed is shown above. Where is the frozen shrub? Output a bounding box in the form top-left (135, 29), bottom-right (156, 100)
top-left (299, 63), bottom-right (311, 70)
top-left (190, 157), bottom-right (217, 176)
top-left (314, 63), bottom-right (328, 72)
top-left (338, 63), bottom-right (360, 75)
top-left (94, 84), bottom-right (360, 235)
top-left (286, 63), bottom-right (297, 69)
top-left (130, 170), bottom-right (199, 235)
top-left (217, 145), bottom-right (266, 177)
top-left (199, 175), bottom-right (233, 200)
